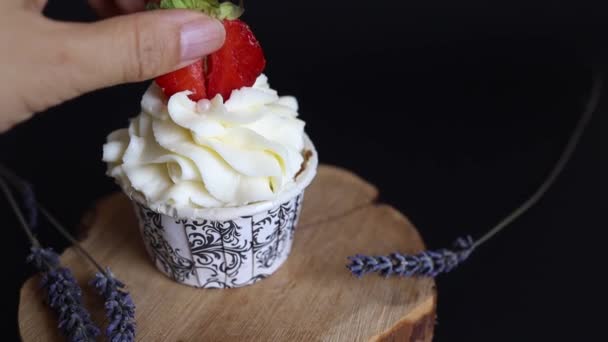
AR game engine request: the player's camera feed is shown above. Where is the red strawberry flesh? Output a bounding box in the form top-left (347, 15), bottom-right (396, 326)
top-left (155, 60), bottom-right (206, 101)
top-left (206, 19), bottom-right (266, 100)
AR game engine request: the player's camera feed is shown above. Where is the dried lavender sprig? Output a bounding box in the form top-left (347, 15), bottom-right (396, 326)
top-left (348, 236), bottom-right (475, 278)
top-left (2, 173), bottom-right (101, 341)
top-left (39, 206), bottom-right (138, 341)
top-left (348, 73), bottom-right (603, 279)
top-left (92, 268), bottom-right (136, 342)
top-left (26, 246), bottom-right (60, 271)
top-left (6, 173), bottom-right (138, 342)
top-left (28, 247), bottom-right (101, 342)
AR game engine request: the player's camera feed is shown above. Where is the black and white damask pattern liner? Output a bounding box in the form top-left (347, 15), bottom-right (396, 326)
top-left (135, 194), bottom-right (304, 289)
top-left (136, 206), bottom-right (196, 283)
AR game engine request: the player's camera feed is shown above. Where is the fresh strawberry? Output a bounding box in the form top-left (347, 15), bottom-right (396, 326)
top-left (155, 60), bottom-right (206, 101)
top-left (206, 19), bottom-right (266, 100)
top-left (148, 1), bottom-right (264, 102)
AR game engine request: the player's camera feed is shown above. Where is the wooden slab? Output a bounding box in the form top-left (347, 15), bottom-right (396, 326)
top-left (19, 165), bottom-right (436, 341)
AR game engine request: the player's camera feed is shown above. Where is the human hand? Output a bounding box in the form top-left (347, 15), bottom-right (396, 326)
top-left (0, 0), bottom-right (225, 132)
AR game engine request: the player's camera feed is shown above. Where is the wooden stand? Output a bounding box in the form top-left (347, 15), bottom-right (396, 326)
top-left (18, 165), bottom-right (436, 341)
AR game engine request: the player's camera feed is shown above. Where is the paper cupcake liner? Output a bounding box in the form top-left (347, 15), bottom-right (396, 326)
top-left (124, 135), bottom-right (317, 288)
top-left (133, 193), bottom-right (305, 288)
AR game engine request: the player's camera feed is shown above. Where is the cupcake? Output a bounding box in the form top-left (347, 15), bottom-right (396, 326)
top-left (102, 2), bottom-right (318, 288)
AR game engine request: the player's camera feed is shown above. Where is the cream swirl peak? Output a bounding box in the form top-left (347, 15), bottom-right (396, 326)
top-left (103, 75), bottom-right (306, 209)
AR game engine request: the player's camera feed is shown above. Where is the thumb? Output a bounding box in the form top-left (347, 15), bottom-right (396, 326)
top-left (58, 10), bottom-right (225, 91)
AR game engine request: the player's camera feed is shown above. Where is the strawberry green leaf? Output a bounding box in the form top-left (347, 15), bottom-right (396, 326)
top-left (151, 0), bottom-right (244, 20)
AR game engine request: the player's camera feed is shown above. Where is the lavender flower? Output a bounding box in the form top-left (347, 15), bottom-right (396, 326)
top-left (92, 268), bottom-right (136, 342)
top-left (26, 247), bottom-right (60, 271)
top-left (28, 247), bottom-right (100, 342)
top-left (3, 166), bottom-right (137, 341)
top-left (347, 236), bottom-right (475, 278)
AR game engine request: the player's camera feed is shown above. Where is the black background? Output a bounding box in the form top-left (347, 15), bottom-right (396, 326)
top-left (1, 1), bottom-right (605, 341)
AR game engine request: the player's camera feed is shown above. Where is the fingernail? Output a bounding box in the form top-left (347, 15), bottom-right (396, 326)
top-left (180, 18), bottom-right (225, 62)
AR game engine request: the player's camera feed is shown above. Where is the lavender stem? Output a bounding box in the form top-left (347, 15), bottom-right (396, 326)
top-left (0, 164), bottom-right (39, 229)
top-left (474, 75), bottom-right (602, 249)
top-left (0, 175), bottom-right (40, 248)
top-left (0, 163), bottom-right (106, 275)
top-left (39, 206), bottom-right (106, 274)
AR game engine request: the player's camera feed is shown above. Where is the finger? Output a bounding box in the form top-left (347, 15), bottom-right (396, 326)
top-left (1, 0), bottom-right (46, 11)
top-left (54, 10), bottom-right (225, 91)
top-left (23, 0), bottom-right (48, 12)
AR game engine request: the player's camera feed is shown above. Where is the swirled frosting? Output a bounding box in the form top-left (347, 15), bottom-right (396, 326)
top-left (103, 75), bottom-right (307, 209)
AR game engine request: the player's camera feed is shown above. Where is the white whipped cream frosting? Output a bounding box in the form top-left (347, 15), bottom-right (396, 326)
top-left (103, 75), bottom-right (307, 209)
